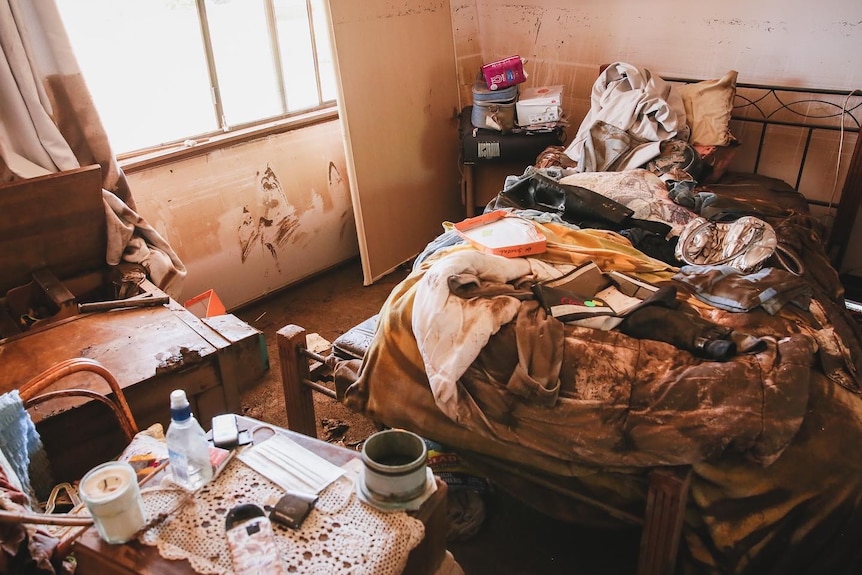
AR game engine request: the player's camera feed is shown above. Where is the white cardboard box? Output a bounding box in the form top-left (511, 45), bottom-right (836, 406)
top-left (454, 210), bottom-right (546, 258)
top-left (516, 85), bottom-right (563, 126)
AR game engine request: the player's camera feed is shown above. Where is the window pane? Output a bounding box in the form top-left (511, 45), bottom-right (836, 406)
top-left (57, 0), bottom-right (336, 155)
top-left (205, 0), bottom-right (283, 126)
top-left (274, 0), bottom-right (321, 111)
top-left (310, 0), bottom-right (337, 102)
top-left (56, 0), bottom-right (216, 153)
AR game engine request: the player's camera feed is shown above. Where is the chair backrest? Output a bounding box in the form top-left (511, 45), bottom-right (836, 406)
top-left (0, 358), bottom-right (139, 555)
top-left (19, 357), bottom-right (139, 443)
top-left (18, 357), bottom-right (140, 492)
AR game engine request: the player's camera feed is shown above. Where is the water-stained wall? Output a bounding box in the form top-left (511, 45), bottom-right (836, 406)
top-left (455, 0), bottom-right (862, 128)
top-left (127, 120), bottom-right (357, 309)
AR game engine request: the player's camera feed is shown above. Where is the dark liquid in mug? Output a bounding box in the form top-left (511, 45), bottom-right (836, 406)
top-left (373, 454), bottom-right (418, 467)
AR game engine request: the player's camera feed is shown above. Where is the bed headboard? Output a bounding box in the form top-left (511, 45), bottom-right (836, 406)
top-left (665, 77), bottom-right (862, 269)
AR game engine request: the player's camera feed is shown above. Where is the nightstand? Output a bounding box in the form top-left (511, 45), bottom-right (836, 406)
top-left (459, 106), bottom-right (564, 217)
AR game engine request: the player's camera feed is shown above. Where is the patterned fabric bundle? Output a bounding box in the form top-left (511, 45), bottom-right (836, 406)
top-left (675, 215), bottom-right (777, 273)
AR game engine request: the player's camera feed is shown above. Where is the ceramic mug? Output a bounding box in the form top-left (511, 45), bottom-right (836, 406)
top-left (361, 429), bottom-right (427, 502)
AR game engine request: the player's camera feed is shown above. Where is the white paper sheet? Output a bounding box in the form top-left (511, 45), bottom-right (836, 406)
top-left (237, 434), bottom-right (345, 494)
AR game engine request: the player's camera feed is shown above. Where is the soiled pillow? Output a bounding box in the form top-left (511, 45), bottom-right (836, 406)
top-left (695, 142), bottom-right (740, 183)
top-left (677, 70), bottom-right (738, 146)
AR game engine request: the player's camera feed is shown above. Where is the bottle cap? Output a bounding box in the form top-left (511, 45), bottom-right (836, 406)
top-left (170, 389), bottom-right (188, 408)
top-left (170, 389), bottom-right (192, 421)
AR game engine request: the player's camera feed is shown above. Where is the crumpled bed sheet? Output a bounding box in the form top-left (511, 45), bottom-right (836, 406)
top-left (363, 242), bottom-right (814, 469)
top-left (342, 212), bottom-right (862, 575)
top-left (564, 62), bottom-right (688, 172)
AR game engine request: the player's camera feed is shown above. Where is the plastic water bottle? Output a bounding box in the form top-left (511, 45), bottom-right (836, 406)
top-left (166, 389), bottom-right (214, 490)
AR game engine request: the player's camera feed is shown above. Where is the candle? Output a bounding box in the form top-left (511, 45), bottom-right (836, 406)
top-left (79, 461), bottom-right (145, 544)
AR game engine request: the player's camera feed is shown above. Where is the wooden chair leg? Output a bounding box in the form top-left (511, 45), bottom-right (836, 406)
top-left (636, 466), bottom-right (692, 575)
top-left (276, 324), bottom-right (317, 438)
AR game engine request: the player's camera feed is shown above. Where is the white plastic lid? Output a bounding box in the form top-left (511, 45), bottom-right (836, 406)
top-left (170, 389), bottom-right (189, 409)
top-left (170, 390), bottom-right (192, 422)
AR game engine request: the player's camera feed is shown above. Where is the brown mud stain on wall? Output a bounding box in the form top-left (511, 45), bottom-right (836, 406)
top-left (328, 161), bottom-right (342, 200)
top-left (374, 0), bottom-right (445, 20)
top-left (328, 161), bottom-right (355, 241)
top-left (237, 165), bottom-right (307, 270)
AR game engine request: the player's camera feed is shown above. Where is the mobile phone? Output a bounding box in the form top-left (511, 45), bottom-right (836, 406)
top-left (225, 504), bottom-right (284, 575)
top-left (211, 414), bottom-right (239, 448)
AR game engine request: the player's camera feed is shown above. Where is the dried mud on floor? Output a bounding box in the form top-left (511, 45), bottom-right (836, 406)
top-left (233, 259), bottom-right (410, 447)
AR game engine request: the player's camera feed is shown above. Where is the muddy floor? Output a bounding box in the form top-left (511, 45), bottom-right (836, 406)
top-left (234, 258), bottom-right (411, 447)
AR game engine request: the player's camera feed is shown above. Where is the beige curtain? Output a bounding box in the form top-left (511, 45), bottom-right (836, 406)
top-left (0, 0), bottom-right (186, 295)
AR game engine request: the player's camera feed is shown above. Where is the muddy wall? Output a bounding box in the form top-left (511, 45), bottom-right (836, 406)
top-left (127, 120), bottom-right (357, 309)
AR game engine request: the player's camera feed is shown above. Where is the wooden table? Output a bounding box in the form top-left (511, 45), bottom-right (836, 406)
top-left (0, 290), bottom-right (264, 427)
top-left (0, 294), bottom-right (266, 483)
top-left (72, 416), bottom-right (448, 575)
top-left (0, 164), bottom-right (266, 483)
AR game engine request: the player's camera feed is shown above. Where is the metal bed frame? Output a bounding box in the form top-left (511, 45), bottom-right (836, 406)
top-left (668, 79), bottom-right (862, 268)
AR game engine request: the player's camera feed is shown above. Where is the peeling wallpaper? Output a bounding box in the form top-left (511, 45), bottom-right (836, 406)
top-left (238, 166), bottom-right (307, 268)
top-left (128, 121), bottom-right (357, 310)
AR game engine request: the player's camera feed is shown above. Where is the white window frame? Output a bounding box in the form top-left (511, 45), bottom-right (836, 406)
top-left (58, 0), bottom-right (338, 171)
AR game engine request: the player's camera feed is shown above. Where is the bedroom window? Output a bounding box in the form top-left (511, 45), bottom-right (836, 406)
top-left (55, 0), bottom-right (337, 157)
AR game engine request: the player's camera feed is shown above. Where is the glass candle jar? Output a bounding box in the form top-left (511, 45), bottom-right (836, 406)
top-left (79, 461), bottom-right (146, 544)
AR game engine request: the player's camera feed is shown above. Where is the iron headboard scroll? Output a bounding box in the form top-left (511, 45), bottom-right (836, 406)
top-left (732, 83), bottom-right (862, 130)
top-left (728, 83), bottom-right (862, 188)
top-left (665, 77), bottom-right (862, 268)
top-left (666, 78), bottom-right (862, 188)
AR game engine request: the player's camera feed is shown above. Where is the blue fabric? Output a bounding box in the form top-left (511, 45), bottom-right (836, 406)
top-left (0, 390), bottom-right (54, 502)
top-left (413, 229), bottom-right (465, 270)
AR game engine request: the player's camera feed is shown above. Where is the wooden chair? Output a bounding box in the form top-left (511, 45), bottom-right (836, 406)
top-left (277, 324), bottom-right (691, 575)
top-left (0, 358), bottom-right (139, 554)
top-left (19, 357), bottom-right (138, 443)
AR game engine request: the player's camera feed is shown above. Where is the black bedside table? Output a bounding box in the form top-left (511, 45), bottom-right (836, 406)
top-left (459, 106), bottom-right (565, 217)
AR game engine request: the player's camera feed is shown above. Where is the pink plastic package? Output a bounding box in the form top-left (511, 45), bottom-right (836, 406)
top-left (481, 56), bottom-right (527, 91)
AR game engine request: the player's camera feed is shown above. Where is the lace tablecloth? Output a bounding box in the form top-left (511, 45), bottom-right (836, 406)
top-left (137, 456), bottom-right (425, 575)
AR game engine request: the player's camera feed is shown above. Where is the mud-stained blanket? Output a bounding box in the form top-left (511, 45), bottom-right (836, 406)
top-left (344, 213), bottom-right (862, 575)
